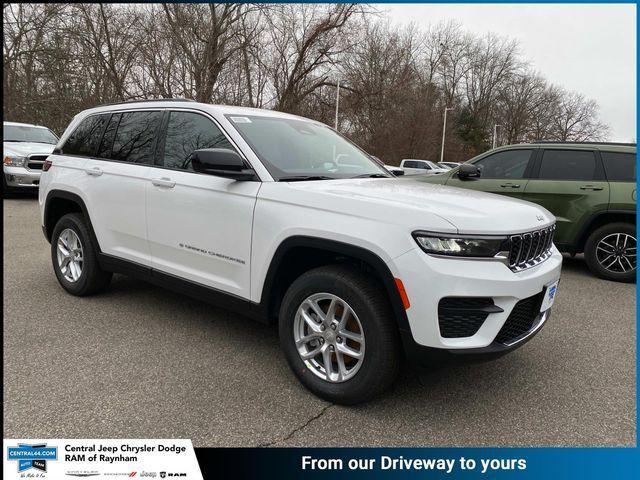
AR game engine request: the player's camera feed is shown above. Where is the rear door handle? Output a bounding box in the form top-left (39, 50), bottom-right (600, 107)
top-left (151, 177), bottom-right (176, 188)
top-left (85, 167), bottom-right (103, 177)
top-left (580, 185), bottom-right (604, 191)
top-left (500, 183), bottom-right (521, 188)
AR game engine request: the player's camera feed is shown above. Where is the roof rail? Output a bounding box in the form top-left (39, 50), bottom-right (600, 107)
top-left (530, 141), bottom-right (636, 147)
top-left (96, 98), bottom-right (196, 108)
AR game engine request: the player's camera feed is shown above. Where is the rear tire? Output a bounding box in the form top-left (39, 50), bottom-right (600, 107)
top-left (279, 265), bottom-right (401, 405)
top-left (51, 213), bottom-right (112, 295)
top-left (584, 222), bottom-right (636, 283)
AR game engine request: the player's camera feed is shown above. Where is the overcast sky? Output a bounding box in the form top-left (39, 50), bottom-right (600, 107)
top-left (378, 3), bottom-right (636, 142)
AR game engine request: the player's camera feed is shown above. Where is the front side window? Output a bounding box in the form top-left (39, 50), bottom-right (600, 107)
top-left (475, 149), bottom-right (532, 179)
top-left (539, 149), bottom-right (596, 181)
top-left (226, 114), bottom-right (389, 180)
top-left (601, 151), bottom-right (636, 181)
top-left (61, 115), bottom-right (108, 156)
top-left (4, 125), bottom-right (58, 144)
top-left (162, 111), bottom-right (235, 171)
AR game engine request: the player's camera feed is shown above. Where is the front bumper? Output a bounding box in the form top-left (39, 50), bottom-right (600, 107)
top-left (4, 165), bottom-right (41, 188)
top-left (400, 309), bottom-right (551, 365)
top-left (391, 245), bottom-right (563, 359)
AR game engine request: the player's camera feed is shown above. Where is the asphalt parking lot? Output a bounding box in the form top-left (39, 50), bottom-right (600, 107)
top-left (3, 196), bottom-right (636, 447)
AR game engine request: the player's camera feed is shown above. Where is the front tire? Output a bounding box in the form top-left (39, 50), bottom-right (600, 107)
top-left (584, 222), bottom-right (636, 283)
top-left (279, 265), bottom-right (401, 405)
top-left (51, 213), bottom-right (112, 295)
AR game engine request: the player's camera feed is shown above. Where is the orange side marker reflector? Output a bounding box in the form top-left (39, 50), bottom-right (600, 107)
top-left (394, 278), bottom-right (410, 310)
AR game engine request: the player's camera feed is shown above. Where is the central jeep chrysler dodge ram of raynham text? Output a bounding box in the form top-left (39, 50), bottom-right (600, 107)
top-left (39, 100), bottom-right (562, 404)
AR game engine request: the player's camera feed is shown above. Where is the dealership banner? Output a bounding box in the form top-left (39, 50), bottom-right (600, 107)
top-left (3, 439), bottom-right (202, 479)
top-left (4, 442), bottom-right (640, 478)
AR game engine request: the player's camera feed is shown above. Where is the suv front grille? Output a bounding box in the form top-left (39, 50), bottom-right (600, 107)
top-left (507, 225), bottom-right (555, 272)
top-left (495, 292), bottom-right (544, 345)
top-left (27, 154), bottom-right (49, 170)
top-left (438, 297), bottom-right (502, 338)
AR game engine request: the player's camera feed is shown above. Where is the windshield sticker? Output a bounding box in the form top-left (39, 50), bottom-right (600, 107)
top-left (230, 116), bottom-right (252, 124)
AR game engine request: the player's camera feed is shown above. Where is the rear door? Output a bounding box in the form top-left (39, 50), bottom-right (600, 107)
top-left (600, 150), bottom-right (636, 210)
top-left (522, 148), bottom-right (609, 246)
top-left (145, 109), bottom-right (259, 299)
top-left (82, 110), bottom-right (163, 265)
top-left (445, 148), bottom-right (534, 198)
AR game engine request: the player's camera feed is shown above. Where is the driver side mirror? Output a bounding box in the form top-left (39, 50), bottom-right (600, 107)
top-left (457, 163), bottom-right (481, 180)
top-left (191, 148), bottom-right (256, 181)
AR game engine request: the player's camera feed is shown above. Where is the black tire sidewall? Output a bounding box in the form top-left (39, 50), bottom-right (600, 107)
top-left (584, 222), bottom-right (636, 283)
top-left (279, 266), bottom-right (400, 404)
top-left (50, 213), bottom-right (101, 295)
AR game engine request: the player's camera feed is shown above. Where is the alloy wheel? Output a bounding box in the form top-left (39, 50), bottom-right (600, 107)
top-left (596, 232), bottom-right (636, 274)
top-left (56, 228), bottom-right (84, 282)
top-left (293, 293), bottom-right (365, 383)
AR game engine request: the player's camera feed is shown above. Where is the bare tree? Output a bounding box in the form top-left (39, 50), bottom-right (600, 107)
top-left (3, 2), bottom-right (610, 155)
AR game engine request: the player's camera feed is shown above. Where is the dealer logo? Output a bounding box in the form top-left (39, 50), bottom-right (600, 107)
top-left (7, 443), bottom-right (58, 473)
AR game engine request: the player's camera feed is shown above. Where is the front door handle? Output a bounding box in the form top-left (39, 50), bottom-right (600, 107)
top-left (580, 185), bottom-right (604, 191)
top-left (151, 177), bottom-right (176, 188)
top-left (500, 183), bottom-right (521, 188)
top-left (85, 167), bottom-right (103, 177)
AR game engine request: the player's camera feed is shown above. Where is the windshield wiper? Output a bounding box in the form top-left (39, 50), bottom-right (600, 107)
top-left (278, 175), bottom-right (336, 182)
top-left (352, 173), bottom-right (390, 178)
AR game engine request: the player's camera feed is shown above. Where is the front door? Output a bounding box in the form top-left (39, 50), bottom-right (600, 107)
top-left (145, 110), bottom-right (259, 299)
top-left (522, 148), bottom-right (610, 246)
top-left (446, 148), bottom-right (535, 198)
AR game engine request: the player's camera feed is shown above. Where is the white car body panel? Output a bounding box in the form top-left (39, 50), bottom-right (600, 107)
top-left (40, 101), bottom-right (562, 353)
top-left (146, 170), bottom-right (260, 298)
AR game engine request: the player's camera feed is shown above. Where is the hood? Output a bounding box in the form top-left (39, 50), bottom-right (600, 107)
top-left (278, 177), bottom-right (555, 235)
top-left (3, 142), bottom-right (56, 157)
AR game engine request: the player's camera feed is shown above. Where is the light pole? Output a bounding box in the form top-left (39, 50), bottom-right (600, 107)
top-left (492, 124), bottom-right (502, 149)
top-left (334, 78), bottom-right (341, 130)
top-left (440, 106), bottom-right (454, 163)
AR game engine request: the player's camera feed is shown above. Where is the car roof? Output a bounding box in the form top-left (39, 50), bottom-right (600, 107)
top-left (3, 121), bottom-right (50, 129)
top-left (77, 99), bottom-right (312, 123)
top-left (492, 142), bottom-right (636, 154)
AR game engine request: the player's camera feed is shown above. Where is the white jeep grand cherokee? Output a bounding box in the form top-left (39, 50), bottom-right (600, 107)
top-left (39, 100), bottom-right (562, 404)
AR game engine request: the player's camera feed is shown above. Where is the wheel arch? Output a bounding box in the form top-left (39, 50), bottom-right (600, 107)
top-left (259, 236), bottom-right (411, 333)
top-left (44, 190), bottom-right (101, 252)
top-left (574, 210), bottom-right (636, 253)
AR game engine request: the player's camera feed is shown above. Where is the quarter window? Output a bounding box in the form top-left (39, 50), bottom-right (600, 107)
top-left (162, 111), bottom-right (235, 171)
top-left (601, 151), bottom-right (636, 181)
top-left (61, 114), bottom-right (108, 156)
top-left (539, 150), bottom-right (596, 181)
top-left (109, 111), bottom-right (163, 164)
top-left (475, 149), bottom-right (532, 179)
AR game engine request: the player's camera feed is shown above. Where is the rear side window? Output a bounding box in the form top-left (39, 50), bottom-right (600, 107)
top-left (109, 111), bottom-right (163, 164)
top-left (601, 151), bottom-right (636, 181)
top-left (475, 149), bottom-right (532, 179)
top-left (162, 111), bottom-right (235, 171)
top-left (539, 150), bottom-right (596, 181)
top-left (61, 114), bottom-right (108, 156)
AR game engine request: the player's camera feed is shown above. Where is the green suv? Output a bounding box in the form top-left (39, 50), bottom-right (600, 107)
top-left (418, 142), bottom-right (636, 282)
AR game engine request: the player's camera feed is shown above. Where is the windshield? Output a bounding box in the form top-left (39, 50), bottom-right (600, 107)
top-left (4, 125), bottom-right (58, 144)
top-left (225, 114), bottom-right (389, 180)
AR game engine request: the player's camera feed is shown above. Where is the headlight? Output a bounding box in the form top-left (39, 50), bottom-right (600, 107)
top-left (412, 231), bottom-right (508, 257)
top-left (3, 155), bottom-right (26, 167)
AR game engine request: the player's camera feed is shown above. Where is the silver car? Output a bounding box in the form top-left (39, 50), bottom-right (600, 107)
top-left (3, 121), bottom-right (58, 194)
